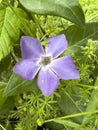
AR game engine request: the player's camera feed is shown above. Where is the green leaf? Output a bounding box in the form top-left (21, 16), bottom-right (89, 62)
top-left (0, 82), bottom-right (7, 107)
top-left (83, 78), bottom-right (98, 122)
top-left (0, 96), bottom-right (15, 115)
top-left (4, 73), bottom-right (38, 96)
top-left (0, 5), bottom-right (20, 61)
top-left (19, 0), bottom-right (85, 26)
top-left (63, 22), bottom-right (98, 55)
top-left (58, 89), bottom-right (83, 123)
top-left (0, 82), bottom-right (14, 116)
top-left (18, 18), bottom-right (36, 37)
top-left (45, 122), bottom-right (64, 130)
top-left (12, 7), bottom-right (36, 37)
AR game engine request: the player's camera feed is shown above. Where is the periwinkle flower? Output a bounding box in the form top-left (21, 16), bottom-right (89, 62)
top-left (13, 34), bottom-right (80, 96)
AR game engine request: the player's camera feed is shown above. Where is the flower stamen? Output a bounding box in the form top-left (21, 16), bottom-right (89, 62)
top-left (40, 56), bottom-right (51, 66)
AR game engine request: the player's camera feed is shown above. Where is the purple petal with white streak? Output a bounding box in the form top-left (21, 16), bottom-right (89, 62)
top-left (50, 56), bottom-right (80, 80)
top-left (46, 34), bottom-right (67, 58)
top-left (20, 36), bottom-right (44, 59)
top-left (37, 68), bottom-right (59, 96)
top-left (13, 59), bottom-right (40, 80)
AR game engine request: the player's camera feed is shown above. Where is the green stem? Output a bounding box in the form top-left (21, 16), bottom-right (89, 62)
top-left (31, 14), bottom-right (45, 38)
top-left (0, 124), bottom-right (6, 130)
top-left (10, 0), bottom-right (14, 6)
top-left (10, 50), bottom-right (18, 63)
top-left (44, 110), bottom-right (98, 123)
top-left (78, 83), bottom-right (94, 89)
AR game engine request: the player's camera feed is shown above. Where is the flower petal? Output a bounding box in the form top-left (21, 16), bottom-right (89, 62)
top-left (46, 34), bottom-right (67, 58)
top-left (13, 59), bottom-right (40, 80)
top-left (37, 68), bottom-right (59, 96)
top-left (20, 36), bottom-right (44, 59)
top-left (50, 56), bottom-right (80, 80)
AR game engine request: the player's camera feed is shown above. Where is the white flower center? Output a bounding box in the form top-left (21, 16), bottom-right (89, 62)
top-left (39, 55), bottom-right (51, 66)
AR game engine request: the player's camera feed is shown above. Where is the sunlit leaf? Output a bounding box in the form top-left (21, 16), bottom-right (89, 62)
top-left (0, 5), bottom-right (20, 61)
top-left (18, 18), bottom-right (36, 37)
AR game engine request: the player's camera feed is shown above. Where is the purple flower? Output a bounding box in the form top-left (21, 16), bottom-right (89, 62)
top-left (13, 34), bottom-right (80, 96)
